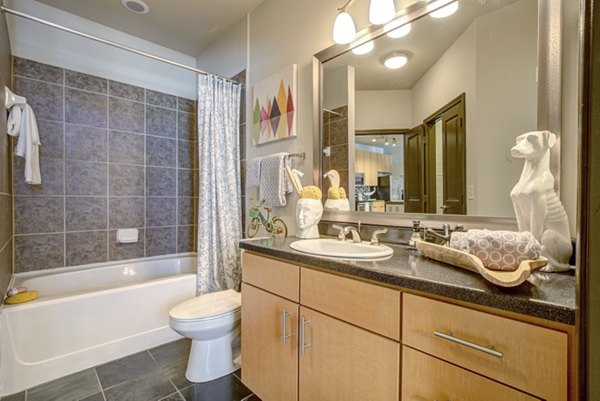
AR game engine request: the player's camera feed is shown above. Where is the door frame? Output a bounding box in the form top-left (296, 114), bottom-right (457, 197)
top-left (423, 93), bottom-right (467, 215)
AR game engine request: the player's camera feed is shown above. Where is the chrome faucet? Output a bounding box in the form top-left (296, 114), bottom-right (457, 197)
top-left (332, 224), bottom-right (362, 243)
top-left (370, 228), bottom-right (388, 245)
top-left (424, 224), bottom-right (465, 245)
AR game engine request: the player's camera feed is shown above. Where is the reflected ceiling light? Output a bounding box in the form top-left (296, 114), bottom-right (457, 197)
top-left (333, 1), bottom-right (357, 44)
top-left (385, 137), bottom-right (390, 146)
top-left (428, 0), bottom-right (459, 18)
top-left (381, 51), bottom-right (411, 69)
top-left (392, 138), bottom-right (397, 147)
top-left (121, 0), bottom-right (150, 14)
top-left (369, 0), bottom-right (395, 25)
top-left (352, 40), bottom-right (374, 55)
top-left (385, 18), bottom-right (411, 38)
top-left (371, 137), bottom-right (377, 142)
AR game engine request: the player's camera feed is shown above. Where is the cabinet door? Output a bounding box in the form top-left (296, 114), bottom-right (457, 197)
top-left (385, 155), bottom-right (392, 173)
top-left (298, 307), bottom-right (399, 401)
top-left (242, 283), bottom-right (299, 401)
top-left (377, 153), bottom-right (386, 173)
top-left (403, 346), bottom-right (540, 401)
top-left (355, 150), bottom-right (364, 173)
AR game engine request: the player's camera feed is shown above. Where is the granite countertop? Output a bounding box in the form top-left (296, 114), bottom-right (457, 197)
top-left (239, 237), bottom-right (576, 325)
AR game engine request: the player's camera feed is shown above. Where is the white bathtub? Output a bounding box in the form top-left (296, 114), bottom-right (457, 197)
top-left (0, 254), bottom-right (197, 396)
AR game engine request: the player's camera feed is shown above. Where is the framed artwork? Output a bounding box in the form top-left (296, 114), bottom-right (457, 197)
top-left (251, 64), bottom-right (297, 145)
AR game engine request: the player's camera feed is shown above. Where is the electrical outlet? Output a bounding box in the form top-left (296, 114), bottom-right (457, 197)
top-left (467, 185), bottom-right (475, 200)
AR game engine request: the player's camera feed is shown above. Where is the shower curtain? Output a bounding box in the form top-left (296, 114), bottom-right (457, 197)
top-left (196, 74), bottom-right (242, 294)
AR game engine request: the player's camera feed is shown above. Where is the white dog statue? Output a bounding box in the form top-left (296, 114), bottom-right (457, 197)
top-left (510, 131), bottom-right (572, 272)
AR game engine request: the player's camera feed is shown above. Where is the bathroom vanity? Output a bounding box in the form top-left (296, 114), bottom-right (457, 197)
top-left (239, 238), bottom-right (576, 401)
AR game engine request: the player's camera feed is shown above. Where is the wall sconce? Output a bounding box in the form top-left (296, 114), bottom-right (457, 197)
top-left (428, 0), bottom-right (459, 18)
top-left (333, 0), bottom-right (357, 44)
top-left (369, 0), bottom-right (396, 25)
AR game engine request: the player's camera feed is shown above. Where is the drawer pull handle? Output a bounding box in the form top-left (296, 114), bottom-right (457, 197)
top-left (434, 331), bottom-right (503, 358)
top-left (300, 316), bottom-right (311, 356)
top-left (282, 307), bottom-right (292, 345)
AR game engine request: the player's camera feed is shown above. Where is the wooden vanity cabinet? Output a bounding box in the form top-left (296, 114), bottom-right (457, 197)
top-left (241, 252), bottom-right (400, 401)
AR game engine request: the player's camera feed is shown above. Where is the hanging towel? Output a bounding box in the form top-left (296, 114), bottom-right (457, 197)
top-left (7, 104), bottom-right (42, 185)
top-left (246, 156), bottom-right (263, 188)
top-left (259, 153), bottom-right (293, 207)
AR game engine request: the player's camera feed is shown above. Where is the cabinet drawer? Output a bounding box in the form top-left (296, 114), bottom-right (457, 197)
top-left (301, 268), bottom-right (400, 340)
top-left (402, 346), bottom-right (540, 401)
top-left (402, 294), bottom-right (567, 401)
top-left (242, 252), bottom-right (299, 302)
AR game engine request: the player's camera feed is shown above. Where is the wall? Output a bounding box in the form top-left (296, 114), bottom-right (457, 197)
top-left (0, 0), bottom-right (13, 294)
top-left (5, 0), bottom-right (197, 99)
top-left (11, 57), bottom-right (197, 272)
top-left (355, 90), bottom-right (412, 130)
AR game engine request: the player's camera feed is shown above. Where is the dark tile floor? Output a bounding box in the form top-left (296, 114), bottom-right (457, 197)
top-left (1, 339), bottom-right (260, 401)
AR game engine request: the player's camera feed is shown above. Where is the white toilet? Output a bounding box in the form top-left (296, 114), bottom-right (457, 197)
top-left (168, 289), bottom-right (241, 383)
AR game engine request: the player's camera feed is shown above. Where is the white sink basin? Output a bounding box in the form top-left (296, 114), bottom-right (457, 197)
top-left (289, 238), bottom-right (393, 260)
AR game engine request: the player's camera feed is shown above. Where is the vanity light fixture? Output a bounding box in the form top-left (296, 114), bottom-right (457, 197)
top-left (385, 18), bottom-right (411, 38)
top-left (121, 0), bottom-right (150, 14)
top-left (428, 0), bottom-right (459, 18)
top-left (333, 0), bottom-right (357, 44)
top-left (381, 51), bottom-right (411, 69)
top-left (352, 40), bottom-right (374, 55)
top-left (369, 0), bottom-right (396, 25)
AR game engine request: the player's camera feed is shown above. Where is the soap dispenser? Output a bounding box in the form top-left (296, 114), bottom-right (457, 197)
top-left (408, 220), bottom-right (421, 248)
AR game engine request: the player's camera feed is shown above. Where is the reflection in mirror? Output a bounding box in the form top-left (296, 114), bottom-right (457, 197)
top-left (321, 0), bottom-right (541, 217)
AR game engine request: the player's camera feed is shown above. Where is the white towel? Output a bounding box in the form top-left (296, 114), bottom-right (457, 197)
top-left (7, 104), bottom-right (42, 185)
top-left (246, 156), bottom-right (263, 188)
top-left (259, 153), bottom-right (292, 207)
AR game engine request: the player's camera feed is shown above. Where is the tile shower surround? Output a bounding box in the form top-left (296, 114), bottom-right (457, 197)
top-left (11, 57), bottom-right (199, 272)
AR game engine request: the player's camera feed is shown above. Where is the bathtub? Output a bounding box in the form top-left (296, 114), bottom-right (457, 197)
top-left (0, 254), bottom-right (197, 396)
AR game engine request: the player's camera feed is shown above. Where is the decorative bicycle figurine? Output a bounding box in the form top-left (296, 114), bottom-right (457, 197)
top-left (246, 200), bottom-right (288, 238)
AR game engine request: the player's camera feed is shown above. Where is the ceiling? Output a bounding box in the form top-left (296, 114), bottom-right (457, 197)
top-left (34, 0), bottom-right (264, 56)
top-left (324, 0), bottom-right (521, 90)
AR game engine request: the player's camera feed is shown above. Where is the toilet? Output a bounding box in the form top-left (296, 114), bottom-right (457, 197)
top-left (168, 289), bottom-right (241, 383)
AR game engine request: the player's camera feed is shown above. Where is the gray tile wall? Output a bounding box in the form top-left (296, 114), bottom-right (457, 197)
top-left (11, 57), bottom-right (198, 273)
top-left (0, 0), bottom-right (13, 294)
top-left (322, 105), bottom-right (349, 194)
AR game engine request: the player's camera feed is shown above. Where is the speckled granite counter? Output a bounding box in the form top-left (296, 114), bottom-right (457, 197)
top-left (239, 237), bottom-right (576, 325)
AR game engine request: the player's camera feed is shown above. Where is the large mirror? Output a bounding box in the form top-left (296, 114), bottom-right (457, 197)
top-left (316, 0), bottom-right (566, 223)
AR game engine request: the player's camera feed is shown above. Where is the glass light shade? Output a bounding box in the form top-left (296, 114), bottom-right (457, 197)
top-left (369, 0), bottom-right (395, 25)
top-left (352, 40), bottom-right (374, 55)
top-left (428, 0), bottom-right (459, 18)
top-left (333, 11), bottom-right (357, 44)
top-left (384, 54), bottom-right (408, 69)
top-left (385, 19), bottom-right (411, 38)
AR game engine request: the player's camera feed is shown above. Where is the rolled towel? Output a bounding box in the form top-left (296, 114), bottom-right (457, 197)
top-left (450, 229), bottom-right (541, 271)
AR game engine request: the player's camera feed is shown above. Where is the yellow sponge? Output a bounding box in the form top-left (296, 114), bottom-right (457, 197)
top-left (299, 186), bottom-right (323, 200)
top-left (5, 291), bottom-right (38, 305)
top-left (327, 187), bottom-right (347, 200)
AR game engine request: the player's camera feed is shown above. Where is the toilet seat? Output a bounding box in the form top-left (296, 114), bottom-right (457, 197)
top-left (169, 289), bottom-right (241, 322)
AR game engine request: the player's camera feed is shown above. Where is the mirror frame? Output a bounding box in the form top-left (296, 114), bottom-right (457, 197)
top-left (312, 0), bottom-right (563, 230)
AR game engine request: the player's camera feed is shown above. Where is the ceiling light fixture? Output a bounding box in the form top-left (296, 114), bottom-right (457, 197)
top-left (381, 51), bottom-right (411, 69)
top-left (385, 18), bottom-right (412, 38)
top-left (352, 40), bottom-right (374, 55)
top-left (121, 0), bottom-right (150, 14)
top-left (392, 138), bottom-right (397, 147)
top-left (385, 137), bottom-right (390, 146)
top-left (333, 0), bottom-right (357, 44)
top-left (371, 137), bottom-right (377, 142)
top-left (369, 0), bottom-right (396, 25)
top-left (428, 0), bottom-right (459, 18)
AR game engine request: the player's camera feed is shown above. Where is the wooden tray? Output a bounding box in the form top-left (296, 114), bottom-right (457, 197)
top-left (414, 239), bottom-right (548, 287)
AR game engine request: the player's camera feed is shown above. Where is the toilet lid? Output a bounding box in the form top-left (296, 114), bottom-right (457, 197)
top-left (169, 289), bottom-right (241, 320)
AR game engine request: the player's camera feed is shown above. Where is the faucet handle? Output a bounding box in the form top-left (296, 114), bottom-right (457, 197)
top-left (332, 224), bottom-right (346, 241)
top-left (370, 228), bottom-right (388, 245)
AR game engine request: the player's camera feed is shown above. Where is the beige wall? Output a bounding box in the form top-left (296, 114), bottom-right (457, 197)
top-left (355, 90), bottom-right (412, 130)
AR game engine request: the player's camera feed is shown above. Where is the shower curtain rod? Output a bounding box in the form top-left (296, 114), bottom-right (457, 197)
top-left (0, 6), bottom-right (243, 86)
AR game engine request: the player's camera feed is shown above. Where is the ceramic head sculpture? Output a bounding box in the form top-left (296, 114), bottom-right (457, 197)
top-left (296, 186), bottom-right (324, 239)
top-left (510, 130), bottom-right (572, 272)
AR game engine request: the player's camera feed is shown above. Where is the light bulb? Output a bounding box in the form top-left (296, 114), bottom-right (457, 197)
top-left (383, 54), bottom-right (408, 69)
top-left (371, 137), bottom-right (377, 142)
top-left (385, 19), bottom-right (411, 38)
top-left (428, 0), bottom-right (459, 19)
top-left (385, 138), bottom-right (390, 146)
top-left (369, 0), bottom-right (395, 25)
top-left (392, 139), bottom-right (397, 147)
top-left (352, 40), bottom-right (374, 55)
top-left (333, 11), bottom-right (357, 44)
